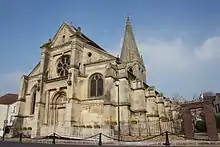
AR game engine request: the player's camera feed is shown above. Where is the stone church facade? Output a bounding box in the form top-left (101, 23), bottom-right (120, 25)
top-left (13, 17), bottom-right (179, 138)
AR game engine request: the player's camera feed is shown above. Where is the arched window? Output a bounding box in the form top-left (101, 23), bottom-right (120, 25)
top-left (89, 74), bottom-right (103, 97)
top-left (30, 90), bottom-right (36, 114)
top-left (56, 55), bottom-right (70, 77)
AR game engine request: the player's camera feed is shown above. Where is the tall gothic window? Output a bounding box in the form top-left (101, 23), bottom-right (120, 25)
top-left (89, 74), bottom-right (103, 97)
top-left (30, 90), bottom-right (36, 114)
top-left (57, 55), bottom-right (70, 77)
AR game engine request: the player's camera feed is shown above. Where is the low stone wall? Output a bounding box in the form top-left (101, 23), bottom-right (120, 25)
top-left (15, 120), bottom-right (182, 139)
top-left (70, 127), bottom-right (114, 139)
top-left (39, 126), bottom-right (114, 140)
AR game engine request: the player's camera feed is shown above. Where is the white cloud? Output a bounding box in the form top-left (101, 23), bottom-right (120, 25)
top-left (137, 36), bottom-right (220, 99)
top-left (195, 37), bottom-right (220, 61)
top-left (108, 31), bottom-right (220, 99)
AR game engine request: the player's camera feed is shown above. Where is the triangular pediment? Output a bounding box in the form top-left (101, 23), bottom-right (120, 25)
top-left (28, 62), bottom-right (40, 77)
top-left (51, 22), bottom-right (77, 47)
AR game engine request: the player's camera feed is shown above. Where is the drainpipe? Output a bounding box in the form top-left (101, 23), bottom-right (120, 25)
top-left (5, 105), bottom-right (10, 123)
top-left (3, 105), bottom-right (10, 137)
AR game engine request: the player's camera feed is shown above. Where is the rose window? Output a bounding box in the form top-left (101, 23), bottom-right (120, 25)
top-left (57, 55), bottom-right (70, 77)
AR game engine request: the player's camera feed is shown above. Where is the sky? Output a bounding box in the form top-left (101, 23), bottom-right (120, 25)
top-left (0, 0), bottom-right (220, 99)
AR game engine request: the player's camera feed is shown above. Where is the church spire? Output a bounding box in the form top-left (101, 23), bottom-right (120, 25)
top-left (120, 16), bottom-right (143, 65)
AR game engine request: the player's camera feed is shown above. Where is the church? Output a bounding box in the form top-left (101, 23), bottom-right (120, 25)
top-left (13, 17), bottom-right (179, 138)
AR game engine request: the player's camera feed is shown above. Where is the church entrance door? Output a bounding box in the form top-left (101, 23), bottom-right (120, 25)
top-left (51, 92), bottom-right (67, 134)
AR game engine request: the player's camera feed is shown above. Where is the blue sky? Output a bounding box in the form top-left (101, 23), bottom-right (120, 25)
top-left (0, 0), bottom-right (220, 99)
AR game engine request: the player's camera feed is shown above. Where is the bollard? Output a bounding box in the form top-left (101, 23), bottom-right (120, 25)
top-left (98, 133), bottom-right (102, 146)
top-left (2, 132), bottom-right (5, 141)
top-left (52, 133), bottom-right (56, 144)
top-left (19, 133), bottom-right (22, 142)
top-left (163, 131), bottom-right (170, 146)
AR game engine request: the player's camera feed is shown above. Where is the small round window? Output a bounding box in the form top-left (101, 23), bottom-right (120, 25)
top-left (57, 55), bottom-right (70, 77)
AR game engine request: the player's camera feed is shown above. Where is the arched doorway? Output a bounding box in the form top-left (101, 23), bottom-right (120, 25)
top-left (50, 92), bottom-right (67, 133)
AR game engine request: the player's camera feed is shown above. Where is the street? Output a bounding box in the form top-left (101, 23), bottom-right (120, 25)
top-left (2, 141), bottom-right (220, 147)
top-left (0, 141), bottom-right (100, 147)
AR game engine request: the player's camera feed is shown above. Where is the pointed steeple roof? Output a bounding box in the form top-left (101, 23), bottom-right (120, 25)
top-left (120, 16), bottom-right (143, 65)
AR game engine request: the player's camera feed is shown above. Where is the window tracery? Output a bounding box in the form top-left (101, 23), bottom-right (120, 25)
top-left (56, 55), bottom-right (70, 77)
top-left (89, 74), bottom-right (103, 97)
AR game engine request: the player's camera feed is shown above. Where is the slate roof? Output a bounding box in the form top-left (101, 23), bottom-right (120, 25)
top-left (0, 93), bottom-right (18, 105)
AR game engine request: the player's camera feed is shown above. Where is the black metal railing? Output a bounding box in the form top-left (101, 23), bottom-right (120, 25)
top-left (2, 130), bottom-right (219, 146)
top-left (0, 131), bottom-right (173, 146)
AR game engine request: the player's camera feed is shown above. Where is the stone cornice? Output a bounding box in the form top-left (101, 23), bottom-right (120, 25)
top-left (157, 92), bottom-right (164, 97)
top-left (104, 75), bottom-right (130, 81)
top-left (131, 87), bottom-right (145, 91)
top-left (145, 95), bottom-right (156, 99)
top-left (40, 41), bottom-right (52, 49)
top-left (84, 59), bottom-right (115, 66)
top-left (103, 101), bottom-right (131, 106)
top-left (68, 97), bottom-right (81, 102)
top-left (36, 102), bottom-right (45, 106)
top-left (82, 97), bottom-right (104, 102)
top-left (50, 41), bottom-right (72, 50)
top-left (130, 109), bottom-right (147, 113)
top-left (45, 76), bottom-right (68, 83)
top-left (28, 73), bottom-right (43, 79)
top-left (156, 101), bottom-right (164, 104)
top-left (147, 114), bottom-right (159, 117)
top-left (147, 86), bottom-right (155, 91)
top-left (52, 50), bottom-right (71, 57)
top-left (17, 98), bottom-right (26, 102)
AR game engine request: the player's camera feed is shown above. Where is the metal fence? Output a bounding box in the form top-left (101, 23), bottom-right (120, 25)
top-left (8, 120), bottom-right (183, 140)
top-left (112, 120), bottom-right (183, 137)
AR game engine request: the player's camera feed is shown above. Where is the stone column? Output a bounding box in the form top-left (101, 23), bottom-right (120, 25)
top-left (102, 74), bottom-right (115, 135)
top-left (44, 90), bottom-right (50, 124)
top-left (117, 78), bottom-right (130, 127)
top-left (146, 86), bottom-right (159, 118)
top-left (156, 93), bottom-right (166, 119)
top-left (12, 76), bottom-right (28, 135)
top-left (31, 90), bottom-right (43, 138)
top-left (204, 104), bottom-right (219, 141)
top-left (145, 86), bottom-right (159, 135)
top-left (130, 81), bottom-right (145, 111)
top-left (102, 104), bottom-right (112, 135)
top-left (17, 75), bottom-right (28, 116)
top-left (31, 43), bottom-right (49, 138)
top-left (182, 108), bottom-right (193, 139)
top-left (164, 100), bottom-right (172, 120)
